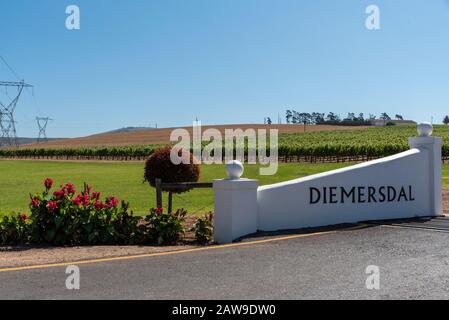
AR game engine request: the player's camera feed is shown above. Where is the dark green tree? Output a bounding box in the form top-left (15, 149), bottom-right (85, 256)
top-left (285, 110), bottom-right (293, 124)
top-left (326, 112), bottom-right (340, 122)
top-left (443, 115), bottom-right (449, 125)
top-left (311, 112), bottom-right (325, 124)
top-left (292, 111), bottom-right (299, 124)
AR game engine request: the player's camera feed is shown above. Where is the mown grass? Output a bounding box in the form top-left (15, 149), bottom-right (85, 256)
top-left (1, 160), bottom-right (448, 218)
top-left (0, 160), bottom-right (351, 217)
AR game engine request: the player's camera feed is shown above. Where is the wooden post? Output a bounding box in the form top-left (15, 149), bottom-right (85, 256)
top-left (155, 178), bottom-right (162, 208)
top-left (168, 191), bottom-right (173, 213)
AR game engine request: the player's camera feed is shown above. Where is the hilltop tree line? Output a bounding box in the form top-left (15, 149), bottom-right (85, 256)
top-left (272, 113), bottom-right (449, 127)
top-left (279, 111), bottom-right (404, 126)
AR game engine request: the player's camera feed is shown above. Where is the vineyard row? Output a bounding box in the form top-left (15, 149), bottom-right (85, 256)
top-left (1, 145), bottom-right (449, 163)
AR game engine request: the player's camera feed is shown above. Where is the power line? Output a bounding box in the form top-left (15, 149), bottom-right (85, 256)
top-left (0, 55), bottom-right (41, 116)
top-left (0, 56), bottom-right (21, 81)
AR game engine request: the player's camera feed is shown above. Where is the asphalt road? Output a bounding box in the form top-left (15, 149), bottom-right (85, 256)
top-left (2, 222), bottom-right (449, 300)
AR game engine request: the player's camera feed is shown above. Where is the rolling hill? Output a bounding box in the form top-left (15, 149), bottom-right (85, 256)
top-left (21, 124), bottom-right (372, 149)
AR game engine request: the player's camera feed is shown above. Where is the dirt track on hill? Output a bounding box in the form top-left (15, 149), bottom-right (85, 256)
top-left (22, 124), bottom-right (371, 149)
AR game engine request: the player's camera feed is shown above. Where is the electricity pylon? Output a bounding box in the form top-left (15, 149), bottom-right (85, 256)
top-left (0, 81), bottom-right (33, 147)
top-left (36, 117), bottom-right (53, 144)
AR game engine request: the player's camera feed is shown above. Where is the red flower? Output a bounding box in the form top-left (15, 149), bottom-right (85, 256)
top-left (64, 183), bottom-right (76, 195)
top-left (105, 196), bottom-right (118, 208)
top-left (18, 214), bottom-right (29, 222)
top-left (155, 207), bottom-right (163, 214)
top-left (94, 200), bottom-right (103, 210)
top-left (30, 197), bottom-right (40, 208)
top-left (91, 192), bottom-right (101, 201)
top-left (72, 194), bottom-right (89, 207)
top-left (53, 190), bottom-right (66, 199)
top-left (80, 194), bottom-right (89, 207)
top-left (47, 201), bottom-right (58, 212)
top-left (44, 178), bottom-right (53, 190)
top-left (71, 197), bottom-right (81, 206)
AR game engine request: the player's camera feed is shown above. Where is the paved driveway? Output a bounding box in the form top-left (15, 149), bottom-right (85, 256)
top-left (2, 219), bottom-right (449, 299)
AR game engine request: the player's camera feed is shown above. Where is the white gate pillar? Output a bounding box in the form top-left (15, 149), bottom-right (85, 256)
top-left (213, 161), bottom-right (258, 243)
top-left (409, 123), bottom-right (443, 216)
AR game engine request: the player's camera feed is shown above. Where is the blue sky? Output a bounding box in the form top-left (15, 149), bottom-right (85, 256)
top-left (1, 0), bottom-right (449, 138)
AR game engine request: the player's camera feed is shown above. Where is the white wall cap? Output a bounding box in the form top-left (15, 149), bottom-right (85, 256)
top-left (409, 136), bottom-right (443, 145)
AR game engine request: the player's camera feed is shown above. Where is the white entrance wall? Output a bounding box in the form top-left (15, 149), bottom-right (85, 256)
top-left (213, 124), bottom-right (443, 243)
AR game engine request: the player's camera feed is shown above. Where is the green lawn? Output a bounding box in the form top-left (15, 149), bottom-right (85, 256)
top-left (1, 160), bottom-right (449, 217)
top-left (0, 160), bottom-right (352, 216)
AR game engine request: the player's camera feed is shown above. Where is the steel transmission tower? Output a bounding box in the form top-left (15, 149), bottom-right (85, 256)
top-left (0, 81), bottom-right (33, 147)
top-left (36, 117), bottom-right (52, 143)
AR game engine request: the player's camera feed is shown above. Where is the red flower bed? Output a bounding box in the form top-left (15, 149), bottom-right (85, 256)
top-left (1, 178), bottom-right (211, 246)
top-left (28, 179), bottom-right (143, 245)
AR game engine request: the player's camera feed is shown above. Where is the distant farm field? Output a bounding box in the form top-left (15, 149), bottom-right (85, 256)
top-left (23, 124), bottom-right (371, 148)
top-left (0, 160), bottom-right (352, 216)
top-left (4, 125), bottom-right (449, 162)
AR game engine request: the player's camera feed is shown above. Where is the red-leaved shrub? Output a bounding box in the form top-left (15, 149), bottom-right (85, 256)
top-left (143, 146), bottom-right (200, 193)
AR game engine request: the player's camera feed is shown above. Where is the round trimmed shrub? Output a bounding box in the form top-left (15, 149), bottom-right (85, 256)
top-left (144, 146), bottom-right (200, 193)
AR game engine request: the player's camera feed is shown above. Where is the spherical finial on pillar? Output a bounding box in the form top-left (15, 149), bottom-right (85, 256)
top-left (417, 122), bottom-right (433, 137)
top-left (226, 160), bottom-right (244, 180)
